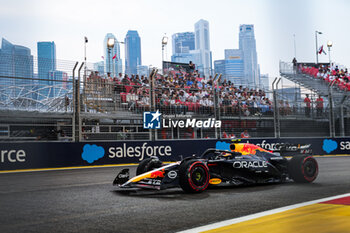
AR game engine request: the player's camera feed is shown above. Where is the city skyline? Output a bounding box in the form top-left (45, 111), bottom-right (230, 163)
top-left (0, 0), bottom-right (349, 83)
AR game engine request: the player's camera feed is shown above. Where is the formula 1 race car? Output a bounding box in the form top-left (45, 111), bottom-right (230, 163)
top-left (113, 142), bottom-right (319, 193)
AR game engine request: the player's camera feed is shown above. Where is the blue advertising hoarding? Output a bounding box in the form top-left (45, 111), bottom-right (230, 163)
top-left (0, 138), bottom-right (349, 171)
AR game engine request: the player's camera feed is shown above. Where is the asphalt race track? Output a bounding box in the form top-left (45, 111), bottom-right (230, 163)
top-left (1, 156), bottom-right (350, 233)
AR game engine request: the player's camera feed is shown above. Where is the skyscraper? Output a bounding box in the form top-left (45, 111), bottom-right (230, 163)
top-left (172, 32), bottom-right (195, 54)
top-left (239, 24), bottom-right (259, 87)
top-left (104, 33), bottom-right (122, 77)
top-left (0, 38), bottom-right (33, 79)
top-left (171, 32), bottom-right (198, 66)
top-left (214, 49), bottom-right (244, 84)
top-left (0, 38), bottom-right (33, 101)
top-left (194, 19), bottom-right (212, 78)
top-left (124, 30), bottom-right (141, 75)
top-left (37, 41), bottom-right (56, 80)
top-left (37, 41), bottom-right (56, 98)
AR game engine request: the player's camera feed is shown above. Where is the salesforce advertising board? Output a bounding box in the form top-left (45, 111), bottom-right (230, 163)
top-left (1, 138), bottom-right (350, 171)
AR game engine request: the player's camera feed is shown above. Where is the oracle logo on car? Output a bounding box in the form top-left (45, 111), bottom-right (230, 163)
top-left (233, 161), bottom-right (268, 169)
top-left (0, 150), bottom-right (26, 163)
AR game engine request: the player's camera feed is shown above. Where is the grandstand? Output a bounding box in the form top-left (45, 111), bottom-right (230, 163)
top-left (280, 61), bottom-right (350, 137)
top-left (1, 55), bottom-right (349, 142)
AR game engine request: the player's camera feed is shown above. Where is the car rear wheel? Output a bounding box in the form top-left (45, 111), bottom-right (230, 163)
top-left (288, 155), bottom-right (318, 183)
top-left (179, 159), bottom-right (210, 193)
top-left (136, 157), bottom-right (163, 176)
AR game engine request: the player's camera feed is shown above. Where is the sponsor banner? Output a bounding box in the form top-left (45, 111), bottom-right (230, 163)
top-left (0, 137), bottom-right (349, 171)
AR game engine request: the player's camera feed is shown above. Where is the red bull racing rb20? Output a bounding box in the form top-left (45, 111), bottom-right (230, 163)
top-left (113, 142), bottom-right (319, 193)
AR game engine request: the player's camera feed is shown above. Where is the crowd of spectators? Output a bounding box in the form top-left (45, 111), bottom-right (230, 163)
top-left (86, 68), bottom-right (274, 117)
top-left (298, 62), bottom-right (350, 91)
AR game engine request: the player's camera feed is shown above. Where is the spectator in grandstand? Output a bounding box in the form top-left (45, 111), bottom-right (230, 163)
top-left (168, 95), bottom-right (176, 114)
top-left (284, 101), bottom-right (291, 115)
top-left (240, 130), bottom-right (250, 138)
top-left (64, 95), bottom-right (69, 112)
top-left (127, 89), bottom-right (139, 111)
top-left (316, 95), bottom-right (324, 117)
top-left (117, 129), bottom-right (128, 140)
top-left (222, 95), bottom-right (232, 116)
top-left (189, 61), bottom-right (195, 73)
top-left (176, 96), bottom-right (187, 114)
top-left (292, 57), bottom-right (297, 72)
top-left (207, 97), bottom-right (214, 115)
top-left (240, 101), bottom-right (250, 116)
top-left (249, 97), bottom-right (260, 115)
top-left (117, 73), bottom-right (123, 81)
top-left (304, 94), bottom-right (311, 117)
top-left (58, 130), bottom-right (69, 141)
top-left (229, 133), bottom-right (236, 139)
top-left (222, 131), bottom-right (228, 139)
top-left (139, 95), bottom-right (150, 111)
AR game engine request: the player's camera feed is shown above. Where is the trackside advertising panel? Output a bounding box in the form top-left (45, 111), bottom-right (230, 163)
top-left (0, 138), bottom-right (349, 171)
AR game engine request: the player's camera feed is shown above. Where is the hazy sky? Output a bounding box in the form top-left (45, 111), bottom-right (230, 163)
top-left (1, 0), bottom-right (349, 80)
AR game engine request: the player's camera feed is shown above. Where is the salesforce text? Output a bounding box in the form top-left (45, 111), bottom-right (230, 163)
top-left (108, 143), bottom-right (172, 161)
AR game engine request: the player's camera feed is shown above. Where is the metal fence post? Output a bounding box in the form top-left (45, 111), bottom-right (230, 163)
top-left (76, 62), bottom-right (84, 142)
top-left (72, 62), bottom-right (78, 142)
top-left (328, 81), bottom-right (335, 138)
top-left (276, 78), bottom-right (281, 138)
top-left (149, 68), bottom-right (157, 141)
top-left (340, 104), bottom-right (345, 137)
top-left (213, 74), bottom-right (217, 139)
top-left (272, 78), bottom-right (277, 138)
top-left (272, 77), bottom-right (281, 138)
top-left (340, 94), bottom-right (348, 137)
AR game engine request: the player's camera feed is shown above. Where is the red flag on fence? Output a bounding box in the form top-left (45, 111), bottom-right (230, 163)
top-left (318, 45), bottom-right (327, 55)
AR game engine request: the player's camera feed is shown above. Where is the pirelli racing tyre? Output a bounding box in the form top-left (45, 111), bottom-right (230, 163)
top-left (288, 155), bottom-right (318, 183)
top-left (179, 160), bottom-right (210, 193)
top-left (136, 157), bottom-right (163, 176)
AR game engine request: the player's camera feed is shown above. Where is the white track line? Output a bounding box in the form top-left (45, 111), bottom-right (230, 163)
top-left (178, 193), bottom-right (350, 233)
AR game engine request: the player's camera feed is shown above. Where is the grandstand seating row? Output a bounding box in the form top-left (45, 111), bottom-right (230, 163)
top-left (299, 64), bottom-right (350, 91)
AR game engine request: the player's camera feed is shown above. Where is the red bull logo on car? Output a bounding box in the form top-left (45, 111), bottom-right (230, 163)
top-left (150, 170), bottom-right (165, 178)
top-left (232, 143), bottom-right (271, 155)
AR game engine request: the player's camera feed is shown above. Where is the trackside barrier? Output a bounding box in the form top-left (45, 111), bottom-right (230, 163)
top-left (0, 137), bottom-right (349, 171)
